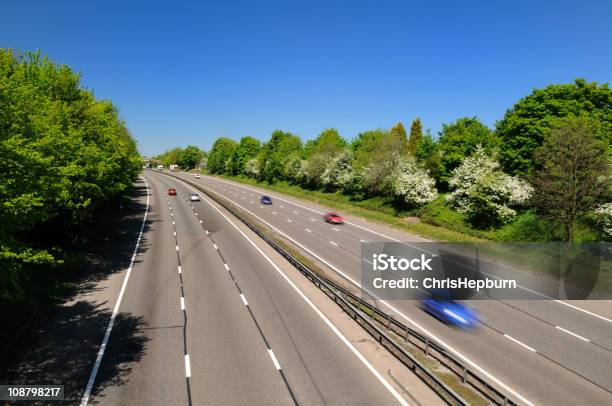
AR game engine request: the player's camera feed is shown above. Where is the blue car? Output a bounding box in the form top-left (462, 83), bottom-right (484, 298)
top-left (421, 298), bottom-right (479, 329)
top-left (260, 195), bottom-right (273, 205)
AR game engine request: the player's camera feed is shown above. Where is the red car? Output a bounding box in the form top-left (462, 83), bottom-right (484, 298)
top-left (324, 212), bottom-right (344, 224)
top-left (168, 188), bottom-right (177, 196)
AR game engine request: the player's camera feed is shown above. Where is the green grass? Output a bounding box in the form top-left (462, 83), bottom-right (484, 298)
top-left (215, 174), bottom-right (483, 243)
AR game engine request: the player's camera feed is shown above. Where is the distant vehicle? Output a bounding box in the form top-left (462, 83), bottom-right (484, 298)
top-left (168, 188), bottom-right (177, 196)
top-left (189, 193), bottom-right (201, 201)
top-left (260, 195), bottom-right (273, 205)
top-left (324, 212), bottom-right (344, 224)
top-left (421, 299), bottom-right (479, 329)
top-left (195, 173), bottom-right (201, 179)
top-left (157, 165), bottom-right (164, 170)
top-left (169, 164), bottom-right (179, 172)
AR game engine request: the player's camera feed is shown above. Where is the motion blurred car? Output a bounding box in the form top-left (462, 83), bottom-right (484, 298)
top-left (421, 298), bottom-right (479, 329)
top-left (324, 212), bottom-right (344, 224)
top-left (189, 193), bottom-right (201, 201)
top-left (195, 173), bottom-right (201, 179)
top-left (168, 188), bottom-right (177, 196)
top-left (260, 195), bottom-right (273, 205)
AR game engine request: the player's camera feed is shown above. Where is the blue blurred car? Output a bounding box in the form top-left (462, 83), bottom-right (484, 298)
top-left (421, 298), bottom-right (479, 329)
top-left (260, 195), bottom-right (273, 205)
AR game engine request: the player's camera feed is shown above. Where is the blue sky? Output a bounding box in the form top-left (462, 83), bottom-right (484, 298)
top-left (3, 1), bottom-right (611, 156)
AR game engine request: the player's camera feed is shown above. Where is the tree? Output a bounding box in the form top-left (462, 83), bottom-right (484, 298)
top-left (532, 117), bottom-right (610, 241)
top-left (447, 147), bottom-right (533, 228)
top-left (351, 129), bottom-right (386, 170)
top-left (207, 137), bottom-right (237, 174)
top-left (178, 145), bottom-right (204, 169)
top-left (156, 147), bottom-right (183, 167)
top-left (321, 149), bottom-right (354, 190)
top-left (407, 118), bottom-right (423, 154)
top-left (259, 130), bottom-right (302, 182)
top-left (389, 122), bottom-right (408, 153)
top-left (302, 128), bottom-right (345, 186)
top-left (497, 79), bottom-right (612, 176)
top-left (437, 117), bottom-right (498, 187)
top-left (391, 158), bottom-right (438, 207)
top-left (230, 136), bottom-right (260, 175)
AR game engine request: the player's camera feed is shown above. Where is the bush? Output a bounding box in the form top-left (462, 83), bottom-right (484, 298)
top-left (446, 147), bottom-right (533, 228)
top-left (391, 158), bottom-right (438, 207)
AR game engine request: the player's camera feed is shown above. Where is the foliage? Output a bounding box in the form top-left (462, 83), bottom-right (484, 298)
top-left (389, 122), bottom-right (409, 153)
top-left (437, 117), bottom-right (498, 187)
top-left (244, 158), bottom-right (260, 177)
top-left (447, 147), bottom-right (533, 227)
top-left (497, 79), bottom-right (612, 176)
top-left (391, 158), bottom-right (438, 207)
top-left (230, 136), bottom-right (260, 175)
top-left (595, 203), bottom-right (612, 239)
top-left (259, 130), bottom-right (302, 182)
top-left (155, 147), bottom-right (183, 167)
top-left (321, 149), bottom-right (354, 190)
top-left (407, 118), bottom-right (423, 154)
top-left (0, 49), bottom-right (141, 314)
top-left (207, 137), bottom-right (237, 173)
top-left (301, 128), bottom-right (344, 186)
top-left (178, 145), bottom-right (205, 169)
top-left (532, 117), bottom-right (611, 241)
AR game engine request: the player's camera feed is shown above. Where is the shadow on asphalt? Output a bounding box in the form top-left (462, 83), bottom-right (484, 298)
top-left (0, 180), bottom-right (154, 404)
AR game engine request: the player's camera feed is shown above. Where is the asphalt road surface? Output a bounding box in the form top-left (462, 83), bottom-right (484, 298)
top-left (172, 171), bottom-right (612, 406)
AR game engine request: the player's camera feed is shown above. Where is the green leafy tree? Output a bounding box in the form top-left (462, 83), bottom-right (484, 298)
top-left (437, 117), bottom-right (498, 187)
top-left (259, 130), bottom-right (302, 182)
top-left (415, 131), bottom-right (442, 183)
top-left (532, 117), bottom-right (611, 241)
top-left (351, 129), bottom-right (386, 170)
top-left (207, 137), bottom-right (237, 174)
top-left (497, 79), bottom-right (612, 176)
top-left (178, 145), bottom-right (204, 170)
top-left (302, 128), bottom-right (345, 186)
top-left (389, 122), bottom-right (408, 153)
top-left (230, 136), bottom-right (261, 175)
top-left (155, 147), bottom-right (183, 167)
top-left (0, 49), bottom-right (141, 329)
top-left (407, 118), bottom-right (423, 154)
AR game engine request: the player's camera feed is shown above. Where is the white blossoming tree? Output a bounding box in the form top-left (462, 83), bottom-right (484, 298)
top-left (244, 158), bottom-right (259, 178)
top-left (595, 203), bottom-right (612, 239)
top-left (390, 158), bottom-right (438, 207)
top-left (447, 147), bottom-right (533, 227)
top-left (283, 153), bottom-right (304, 184)
top-left (321, 149), bottom-right (354, 190)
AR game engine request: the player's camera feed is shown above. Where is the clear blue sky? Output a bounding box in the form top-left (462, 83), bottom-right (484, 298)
top-left (3, 1), bottom-right (611, 156)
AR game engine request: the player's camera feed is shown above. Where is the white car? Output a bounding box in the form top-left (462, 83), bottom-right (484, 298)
top-left (189, 194), bottom-right (201, 201)
top-left (195, 173), bottom-right (201, 179)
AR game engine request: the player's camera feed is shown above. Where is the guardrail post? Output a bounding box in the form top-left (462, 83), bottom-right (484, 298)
top-left (387, 313), bottom-right (391, 329)
top-left (404, 326), bottom-right (408, 342)
top-left (425, 338), bottom-right (429, 355)
top-left (462, 367), bottom-right (467, 384)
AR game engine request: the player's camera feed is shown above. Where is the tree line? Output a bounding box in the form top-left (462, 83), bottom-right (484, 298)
top-left (203, 79), bottom-right (611, 242)
top-left (0, 49), bottom-right (142, 343)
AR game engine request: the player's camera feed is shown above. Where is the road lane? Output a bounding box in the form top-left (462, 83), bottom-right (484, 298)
top-left (178, 171), bottom-right (612, 406)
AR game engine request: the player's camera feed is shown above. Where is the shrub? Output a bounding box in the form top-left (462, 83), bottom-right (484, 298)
top-left (391, 158), bottom-right (438, 207)
top-left (446, 147), bottom-right (533, 228)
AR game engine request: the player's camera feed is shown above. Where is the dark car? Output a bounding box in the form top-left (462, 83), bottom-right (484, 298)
top-left (168, 188), bottom-right (177, 196)
top-left (260, 195), bottom-right (273, 205)
top-left (421, 298), bottom-right (479, 329)
top-left (324, 212), bottom-right (344, 224)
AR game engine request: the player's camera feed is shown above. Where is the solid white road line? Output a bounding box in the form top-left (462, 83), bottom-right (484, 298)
top-left (268, 349), bottom-right (281, 370)
top-left (80, 176), bottom-right (150, 406)
top-left (240, 293), bottom-right (248, 306)
top-left (555, 326), bottom-right (590, 342)
top-left (504, 335), bottom-right (537, 352)
top-left (181, 297), bottom-right (185, 310)
top-left (188, 187), bottom-right (409, 406)
top-left (185, 354), bottom-right (191, 377)
top-left (189, 182), bottom-right (533, 406)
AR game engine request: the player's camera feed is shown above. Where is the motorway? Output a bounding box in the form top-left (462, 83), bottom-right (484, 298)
top-left (171, 171), bottom-right (612, 406)
top-left (81, 170), bottom-right (419, 405)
